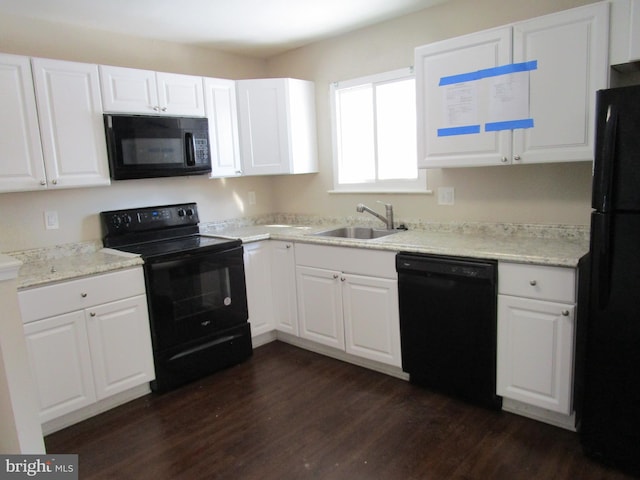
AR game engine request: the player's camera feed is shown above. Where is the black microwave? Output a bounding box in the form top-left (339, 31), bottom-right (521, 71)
top-left (104, 114), bottom-right (212, 180)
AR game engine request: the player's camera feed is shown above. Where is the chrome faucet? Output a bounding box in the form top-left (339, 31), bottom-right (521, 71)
top-left (356, 202), bottom-right (394, 230)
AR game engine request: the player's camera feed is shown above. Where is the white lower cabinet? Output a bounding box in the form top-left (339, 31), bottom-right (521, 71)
top-left (270, 241), bottom-right (298, 336)
top-left (295, 244), bottom-right (401, 367)
top-left (243, 241), bottom-right (275, 337)
top-left (497, 262), bottom-right (576, 415)
top-left (296, 265), bottom-right (345, 350)
top-left (19, 268), bottom-right (155, 424)
top-left (23, 311), bottom-right (95, 422)
top-left (85, 296), bottom-right (155, 401)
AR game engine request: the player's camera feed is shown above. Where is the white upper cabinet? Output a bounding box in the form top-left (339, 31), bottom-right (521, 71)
top-left (512, 3), bottom-right (609, 165)
top-left (31, 58), bottom-right (111, 189)
top-left (203, 77), bottom-right (242, 177)
top-left (416, 3), bottom-right (609, 168)
top-left (0, 53), bottom-right (46, 192)
top-left (236, 78), bottom-right (318, 176)
top-left (1, 55), bottom-right (110, 191)
top-left (99, 65), bottom-right (205, 116)
top-left (610, 0), bottom-right (640, 64)
top-left (416, 27), bottom-right (512, 168)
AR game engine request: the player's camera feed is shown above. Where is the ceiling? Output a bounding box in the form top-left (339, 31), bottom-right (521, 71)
top-left (0, 0), bottom-right (449, 58)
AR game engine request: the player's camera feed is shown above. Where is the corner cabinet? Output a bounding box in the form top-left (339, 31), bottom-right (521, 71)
top-left (99, 65), bottom-right (205, 116)
top-left (295, 244), bottom-right (401, 367)
top-left (19, 268), bottom-right (155, 424)
top-left (0, 55), bottom-right (110, 192)
top-left (416, 3), bottom-right (609, 168)
top-left (236, 78), bottom-right (318, 176)
top-left (497, 262), bottom-right (577, 415)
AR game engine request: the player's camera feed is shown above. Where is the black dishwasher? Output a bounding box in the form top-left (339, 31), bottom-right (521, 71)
top-left (396, 253), bottom-right (501, 410)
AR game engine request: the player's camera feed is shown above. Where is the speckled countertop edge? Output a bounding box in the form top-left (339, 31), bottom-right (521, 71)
top-left (201, 215), bottom-right (590, 268)
top-left (6, 217), bottom-right (590, 289)
top-left (7, 241), bottom-right (143, 290)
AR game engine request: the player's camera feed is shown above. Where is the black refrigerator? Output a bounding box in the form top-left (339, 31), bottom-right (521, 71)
top-left (579, 84), bottom-right (640, 475)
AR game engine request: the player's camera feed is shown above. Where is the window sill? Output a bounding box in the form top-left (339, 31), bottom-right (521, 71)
top-left (327, 189), bottom-right (433, 195)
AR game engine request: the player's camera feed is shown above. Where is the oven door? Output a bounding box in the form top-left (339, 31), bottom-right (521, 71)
top-left (144, 245), bottom-right (248, 352)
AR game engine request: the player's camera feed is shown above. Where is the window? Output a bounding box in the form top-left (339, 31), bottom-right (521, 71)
top-left (330, 68), bottom-right (427, 192)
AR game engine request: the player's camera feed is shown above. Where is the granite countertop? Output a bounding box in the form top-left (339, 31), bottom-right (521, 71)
top-left (8, 241), bottom-right (143, 290)
top-left (203, 223), bottom-right (589, 268)
top-left (7, 221), bottom-right (590, 290)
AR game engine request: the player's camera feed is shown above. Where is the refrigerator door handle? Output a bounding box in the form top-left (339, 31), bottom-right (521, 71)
top-left (594, 214), bottom-right (612, 308)
top-left (597, 105), bottom-right (618, 213)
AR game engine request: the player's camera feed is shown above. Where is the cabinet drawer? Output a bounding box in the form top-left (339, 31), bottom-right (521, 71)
top-left (498, 263), bottom-right (575, 303)
top-left (19, 267), bottom-right (145, 323)
top-left (295, 244), bottom-right (396, 279)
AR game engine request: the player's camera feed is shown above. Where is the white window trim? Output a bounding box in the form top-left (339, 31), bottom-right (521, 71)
top-left (329, 67), bottom-right (429, 194)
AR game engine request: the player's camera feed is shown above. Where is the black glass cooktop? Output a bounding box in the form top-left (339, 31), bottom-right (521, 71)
top-left (115, 235), bottom-right (241, 259)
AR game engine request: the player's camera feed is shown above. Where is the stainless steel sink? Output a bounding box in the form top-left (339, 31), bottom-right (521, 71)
top-left (311, 226), bottom-right (401, 240)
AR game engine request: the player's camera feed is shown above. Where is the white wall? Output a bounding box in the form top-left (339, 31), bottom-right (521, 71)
top-left (265, 0), bottom-right (598, 226)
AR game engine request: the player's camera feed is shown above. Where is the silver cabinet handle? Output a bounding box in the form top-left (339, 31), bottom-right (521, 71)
top-left (333, 274), bottom-right (339, 279)
top-left (340, 277), bottom-right (346, 282)
top-left (286, 244), bottom-right (291, 249)
top-left (81, 292), bottom-right (88, 298)
top-left (40, 180), bottom-right (46, 186)
top-left (51, 179), bottom-right (58, 185)
top-left (161, 107), bottom-right (167, 112)
top-left (501, 157), bottom-right (508, 163)
top-left (514, 155), bottom-right (522, 161)
top-left (529, 280), bottom-right (537, 286)
top-left (561, 310), bottom-right (570, 316)
top-left (89, 312), bottom-right (96, 317)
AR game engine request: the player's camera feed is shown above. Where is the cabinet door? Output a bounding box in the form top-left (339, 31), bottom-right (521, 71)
top-left (512, 3), bottom-right (609, 164)
top-left (343, 274), bottom-right (401, 367)
top-left (236, 78), bottom-right (290, 175)
top-left (203, 77), bottom-right (242, 177)
top-left (271, 241), bottom-right (298, 336)
top-left (99, 65), bottom-right (158, 114)
top-left (31, 58), bottom-right (110, 188)
top-left (156, 72), bottom-right (205, 117)
top-left (296, 266), bottom-right (345, 350)
top-left (23, 311), bottom-right (96, 423)
top-left (0, 53), bottom-right (46, 192)
top-left (86, 295), bottom-right (155, 400)
top-left (416, 27), bottom-right (512, 168)
top-left (497, 295), bottom-right (575, 414)
top-left (244, 242), bottom-right (275, 337)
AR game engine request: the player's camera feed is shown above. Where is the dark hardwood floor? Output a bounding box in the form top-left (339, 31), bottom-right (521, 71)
top-left (46, 341), bottom-right (635, 479)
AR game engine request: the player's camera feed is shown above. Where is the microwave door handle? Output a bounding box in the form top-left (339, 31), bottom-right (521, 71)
top-left (185, 132), bottom-right (196, 166)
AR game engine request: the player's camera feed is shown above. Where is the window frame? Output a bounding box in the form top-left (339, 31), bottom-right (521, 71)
top-left (329, 67), bottom-right (427, 193)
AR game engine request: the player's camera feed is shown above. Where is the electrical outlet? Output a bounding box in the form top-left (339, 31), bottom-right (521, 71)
top-left (44, 210), bottom-right (59, 230)
top-left (248, 191), bottom-right (256, 205)
top-left (437, 187), bottom-right (455, 206)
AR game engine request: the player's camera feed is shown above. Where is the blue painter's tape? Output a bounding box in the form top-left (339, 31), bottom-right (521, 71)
top-left (485, 118), bottom-right (535, 131)
top-left (439, 61), bottom-right (538, 86)
top-left (437, 125), bottom-right (482, 136)
top-left (439, 71), bottom-right (480, 86)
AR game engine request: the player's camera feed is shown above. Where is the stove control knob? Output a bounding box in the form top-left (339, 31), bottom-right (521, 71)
top-left (177, 208), bottom-right (186, 217)
top-left (122, 214), bottom-right (132, 226)
top-left (186, 208), bottom-right (194, 216)
top-left (111, 215), bottom-right (122, 228)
